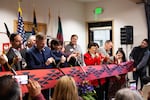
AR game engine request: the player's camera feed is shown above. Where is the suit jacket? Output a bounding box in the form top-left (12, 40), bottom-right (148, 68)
top-left (130, 46), bottom-right (149, 71)
top-left (26, 46), bottom-right (52, 69)
top-left (5, 47), bottom-right (22, 71)
top-left (51, 50), bottom-right (68, 68)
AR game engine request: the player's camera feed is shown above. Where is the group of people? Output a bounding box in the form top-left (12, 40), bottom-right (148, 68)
top-left (0, 33), bottom-right (85, 100)
top-left (0, 74), bottom-right (83, 100)
top-left (0, 74), bottom-right (148, 100)
top-left (0, 32), bottom-right (149, 100)
top-left (0, 33), bottom-right (83, 71)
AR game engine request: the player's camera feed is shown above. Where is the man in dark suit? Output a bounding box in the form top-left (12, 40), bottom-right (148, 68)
top-left (26, 34), bottom-right (55, 69)
top-left (5, 33), bottom-right (23, 71)
top-left (130, 39), bottom-right (150, 90)
top-left (20, 35), bottom-right (36, 69)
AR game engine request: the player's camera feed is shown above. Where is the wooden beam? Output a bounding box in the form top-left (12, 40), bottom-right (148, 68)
top-left (129, 0), bottom-right (144, 4)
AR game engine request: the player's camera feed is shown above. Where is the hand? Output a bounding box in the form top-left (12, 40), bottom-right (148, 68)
top-left (0, 55), bottom-right (7, 65)
top-left (95, 53), bottom-right (99, 58)
top-left (103, 56), bottom-right (109, 62)
top-left (70, 53), bottom-right (78, 58)
top-left (115, 75), bottom-right (121, 80)
top-left (76, 51), bottom-right (81, 57)
top-left (67, 53), bottom-right (77, 62)
top-left (13, 56), bottom-right (21, 64)
top-left (133, 68), bottom-right (136, 71)
top-left (60, 55), bottom-right (66, 63)
top-left (45, 57), bottom-right (55, 66)
top-left (27, 80), bottom-right (41, 97)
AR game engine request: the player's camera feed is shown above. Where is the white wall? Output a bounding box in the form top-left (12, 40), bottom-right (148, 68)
top-left (0, 0), bottom-right (87, 53)
top-left (85, 0), bottom-right (147, 55)
top-left (0, 0), bottom-right (148, 55)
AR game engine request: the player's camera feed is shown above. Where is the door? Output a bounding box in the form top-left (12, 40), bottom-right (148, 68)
top-left (88, 21), bottom-right (113, 55)
top-left (90, 26), bottom-right (112, 47)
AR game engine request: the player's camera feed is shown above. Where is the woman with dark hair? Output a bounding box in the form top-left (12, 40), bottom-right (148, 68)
top-left (50, 39), bottom-right (67, 68)
top-left (108, 48), bottom-right (127, 99)
top-left (84, 42), bottom-right (104, 100)
top-left (114, 48), bottom-right (126, 63)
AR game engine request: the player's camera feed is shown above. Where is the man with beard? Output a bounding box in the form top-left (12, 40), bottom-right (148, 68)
top-left (130, 39), bottom-right (150, 90)
top-left (5, 33), bottom-right (23, 71)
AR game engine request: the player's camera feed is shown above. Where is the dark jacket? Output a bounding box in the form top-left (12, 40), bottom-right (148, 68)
top-left (5, 47), bottom-right (22, 71)
top-left (51, 50), bottom-right (68, 68)
top-left (26, 46), bottom-right (52, 69)
top-left (130, 46), bottom-right (149, 71)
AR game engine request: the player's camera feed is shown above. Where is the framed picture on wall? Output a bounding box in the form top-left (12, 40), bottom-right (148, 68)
top-left (14, 20), bottom-right (47, 34)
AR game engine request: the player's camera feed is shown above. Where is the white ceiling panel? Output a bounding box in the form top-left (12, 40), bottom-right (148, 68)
top-left (75, 0), bottom-right (99, 2)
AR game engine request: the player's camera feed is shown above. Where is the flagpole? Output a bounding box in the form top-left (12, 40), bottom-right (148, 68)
top-left (32, 0), bottom-right (35, 10)
top-left (48, 8), bottom-right (51, 24)
top-left (58, 9), bottom-right (60, 17)
top-left (48, 8), bottom-right (53, 36)
top-left (18, 1), bottom-right (20, 8)
top-left (17, 0), bottom-right (26, 46)
top-left (18, 0), bottom-right (22, 8)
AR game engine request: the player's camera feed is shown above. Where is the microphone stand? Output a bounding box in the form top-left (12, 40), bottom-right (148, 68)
top-left (55, 61), bottom-right (65, 75)
top-left (6, 62), bottom-right (17, 75)
top-left (76, 59), bottom-right (87, 76)
top-left (103, 61), bottom-right (110, 70)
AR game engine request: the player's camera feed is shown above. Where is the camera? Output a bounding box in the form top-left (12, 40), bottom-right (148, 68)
top-left (13, 75), bottom-right (29, 84)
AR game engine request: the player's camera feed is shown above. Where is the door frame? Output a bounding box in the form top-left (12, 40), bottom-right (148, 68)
top-left (86, 20), bottom-right (114, 55)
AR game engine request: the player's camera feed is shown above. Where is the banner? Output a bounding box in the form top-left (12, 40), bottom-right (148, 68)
top-left (0, 61), bottom-right (133, 93)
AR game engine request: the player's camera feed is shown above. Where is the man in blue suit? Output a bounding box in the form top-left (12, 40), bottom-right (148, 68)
top-left (26, 33), bottom-right (55, 100)
top-left (26, 33), bottom-right (55, 69)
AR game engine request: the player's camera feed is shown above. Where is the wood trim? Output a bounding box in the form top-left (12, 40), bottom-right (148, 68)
top-left (129, 0), bottom-right (144, 4)
top-left (87, 20), bottom-right (114, 55)
top-left (14, 20), bottom-right (47, 34)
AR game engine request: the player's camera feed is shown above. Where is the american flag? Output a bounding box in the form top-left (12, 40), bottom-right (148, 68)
top-left (17, 7), bottom-right (26, 44)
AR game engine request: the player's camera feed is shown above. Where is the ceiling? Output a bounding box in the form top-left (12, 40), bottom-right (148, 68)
top-left (75, 0), bottom-right (144, 3)
top-left (75, 0), bottom-right (99, 2)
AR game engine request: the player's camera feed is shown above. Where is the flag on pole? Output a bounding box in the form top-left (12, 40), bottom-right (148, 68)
top-left (57, 16), bottom-right (63, 42)
top-left (17, 6), bottom-right (26, 44)
top-left (4, 22), bottom-right (10, 37)
top-left (32, 9), bottom-right (38, 35)
top-left (48, 8), bottom-right (51, 24)
top-left (48, 8), bottom-right (53, 35)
